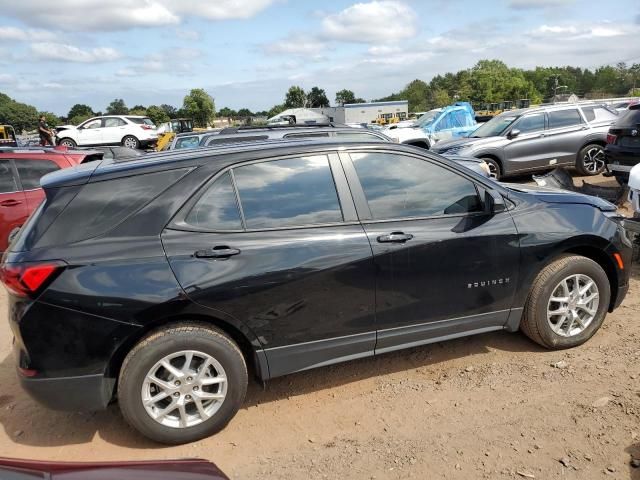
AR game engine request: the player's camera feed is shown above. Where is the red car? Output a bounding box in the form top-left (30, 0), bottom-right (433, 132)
top-left (0, 147), bottom-right (102, 252)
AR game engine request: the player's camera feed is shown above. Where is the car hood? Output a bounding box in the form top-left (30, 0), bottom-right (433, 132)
top-left (433, 136), bottom-right (501, 151)
top-left (502, 183), bottom-right (617, 211)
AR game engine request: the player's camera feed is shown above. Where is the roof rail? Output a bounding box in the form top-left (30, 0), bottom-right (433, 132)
top-left (218, 122), bottom-right (348, 134)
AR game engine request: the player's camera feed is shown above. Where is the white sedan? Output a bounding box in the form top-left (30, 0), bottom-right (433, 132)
top-left (57, 115), bottom-right (158, 149)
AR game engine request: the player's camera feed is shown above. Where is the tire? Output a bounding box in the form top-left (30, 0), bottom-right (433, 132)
top-left (118, 323), bottom-right (247, 444)
top-left (520, 255), bottom-right (610, 350)
top-left (576, 144), bottom-right (606, 176)
top-left (58, 138), bottom-right (76, 148)
top-left (122, 135), bottom-right (140, 149)
top-left (481, 157), bottom-right (501, 180)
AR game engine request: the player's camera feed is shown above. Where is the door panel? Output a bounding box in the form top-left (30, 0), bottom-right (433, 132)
top-left (343, 150), bottom-right (520, 352)
top-left (543, 109), bottom-right (587, 165)
top-left (162, 226), bottom-right (376, 376)
top-left (503, 113), bottom-right (550, 172)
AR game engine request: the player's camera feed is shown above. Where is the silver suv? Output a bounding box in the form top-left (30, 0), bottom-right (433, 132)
top-left (432, 103), bottom-right (618, 179)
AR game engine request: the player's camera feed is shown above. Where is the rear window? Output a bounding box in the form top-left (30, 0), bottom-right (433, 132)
top-left (35, 168), bottom-right (188, 248)
top-left (614, 108), bottom-right (640, 127)
top-left (581, 106), bottom-right (618, 123)
top-left (16, 159), bottom-right (60, 189)
top-left (126, 117), bottom-right (155, 126)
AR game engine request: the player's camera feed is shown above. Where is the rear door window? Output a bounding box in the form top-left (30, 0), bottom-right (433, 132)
top-left (0, 160), bottom-right (18, 192)
top-left (15, 160), bottom-right (60, 190)
top-left (233, 155), bottom-right (343, 229)
top-left (548, 109), bottom-right (583, 129)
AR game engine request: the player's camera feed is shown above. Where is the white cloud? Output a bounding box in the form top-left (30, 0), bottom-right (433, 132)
top-left (263, 35), bottom-right (329, 56)
top-left (0, 26), bottom-right (56, 42)
top-left (321, 1), bottom-right (417, 43)
top-left (30, 43), bottom-right (122, 63)
top-left (117, 52), bottom-right (194, 76)
top-left (508, 0), bottom-right (574, 9)
top-left (529, 23), bottom-right (629, 40)
top-left (0, 74), bottom-right (16, 84)
top-left (3, 0), bottom-right (276, 31)
top-left (175, 28), bottom-right (200, 41)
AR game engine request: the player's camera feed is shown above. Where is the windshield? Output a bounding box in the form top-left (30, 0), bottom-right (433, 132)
top-left (470, 114), bottom-right (518, 138)
top-left (414, 110), bottom-right (440, 127)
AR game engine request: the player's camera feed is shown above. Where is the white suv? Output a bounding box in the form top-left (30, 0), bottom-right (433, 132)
top-left (57, 116), bottom-right (158, 149)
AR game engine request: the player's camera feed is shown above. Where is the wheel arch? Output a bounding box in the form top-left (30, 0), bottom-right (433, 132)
top-left (107, 313), bottom-right (268, 394)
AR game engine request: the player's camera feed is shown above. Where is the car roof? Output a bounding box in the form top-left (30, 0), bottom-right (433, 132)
top-left (43, 138), bottom-right (439, 188)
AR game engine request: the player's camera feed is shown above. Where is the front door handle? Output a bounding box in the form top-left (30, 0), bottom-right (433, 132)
top-left (377, 232), bottom-right (414, 243)
top-left (0, 199), bottom-right (21, 207)
top-left (194, 246), bottom-right (241, 259)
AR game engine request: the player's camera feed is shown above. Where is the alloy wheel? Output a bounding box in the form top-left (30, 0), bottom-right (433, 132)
top-left (546, 273), bottom-right (599, 337)
top-left (123, 137), bottom-right (138, 149)
top-left (582, 146), bottom-right (605, 174)
top-left (141, 350), bottom-right (228, 429)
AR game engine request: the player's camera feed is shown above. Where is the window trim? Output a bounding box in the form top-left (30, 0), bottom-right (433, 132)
top-left (170, 152), bottom-right (359, 233)
top-left (340, 149), bottom-right (488, 224)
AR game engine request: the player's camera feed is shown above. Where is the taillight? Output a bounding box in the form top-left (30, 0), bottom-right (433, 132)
top-left (0, 262), bottom-right (63, 297)
top-left (139, 124), bottom-right (153, 130)
top-left (606, 133), bottom-right (617, 144)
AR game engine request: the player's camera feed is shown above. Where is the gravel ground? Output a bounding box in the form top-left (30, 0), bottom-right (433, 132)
top-left (0, 172), bottom-right (639, 479)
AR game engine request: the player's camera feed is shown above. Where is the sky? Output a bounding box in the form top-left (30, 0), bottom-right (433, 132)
top-left (0, 0), bottom-right (639, 116)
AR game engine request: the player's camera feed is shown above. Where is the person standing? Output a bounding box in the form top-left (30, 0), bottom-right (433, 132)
top-left (38, 115), bottom-right (54, 146)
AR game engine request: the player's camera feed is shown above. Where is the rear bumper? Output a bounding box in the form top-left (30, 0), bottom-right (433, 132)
top-left (18, 370), bottom-right (114, 411)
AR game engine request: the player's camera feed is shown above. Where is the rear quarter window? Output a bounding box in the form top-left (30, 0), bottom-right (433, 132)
top-left (581, 106), bottom-right (618, 123)
top-left (16, 159), bottom-right (61, 189)
top-left (36, 168), bottom-right (189, 247)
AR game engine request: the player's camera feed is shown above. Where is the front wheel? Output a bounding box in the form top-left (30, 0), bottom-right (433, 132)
top-left (520, 255), bottom-right (610, 349)
top-left (576, 144), bottom-right (605, 175)
top-left (122, 135), bottom-right (140, 149)
top-left (481, 157), bottom-right (501, 180)
top-left (58, 138), bottom-right (76, 148)
top-left (118, 323), bottom-right (247, 444)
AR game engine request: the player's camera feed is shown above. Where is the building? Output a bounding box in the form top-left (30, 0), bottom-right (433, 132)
top-left (268, 101), bottom-right (409, 125)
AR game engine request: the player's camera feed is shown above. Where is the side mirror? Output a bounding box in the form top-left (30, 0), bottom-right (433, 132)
top-left (508, 129), bottom-right (520, 139)
top-left (484, 190), bottom-right (506, 214)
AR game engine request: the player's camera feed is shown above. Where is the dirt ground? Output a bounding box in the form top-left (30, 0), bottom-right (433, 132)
top-left (0, 172), bottom-right (639, 479)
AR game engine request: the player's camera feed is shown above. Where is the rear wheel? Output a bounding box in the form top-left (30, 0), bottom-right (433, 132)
top-left (481, 157), bottom-right (501, 180)
top-left (58, 138), bottom-right (76, 148)
top-left (576, 144), bottom-right (605, 175)
top-left (118, 323), bottom-right (247, 444)
top-left (122, 135), bottom-right (140, 149)
top-left (520, 255), bottom-right (610, 349)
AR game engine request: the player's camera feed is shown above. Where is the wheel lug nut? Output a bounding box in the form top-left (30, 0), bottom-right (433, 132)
top-left (174, 381), bottom-right (181, 386)
top-left (186, 395), bottom-right (191, 400)
top-left (187, 377), bottom-right (193, 382)
top-left (173, 392), bottom-right (179, 397)
top-left (193, 386), bottom-right (199, 391)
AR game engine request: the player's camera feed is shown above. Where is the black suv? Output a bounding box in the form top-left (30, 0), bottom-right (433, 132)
top-left (2, 139), bottom-right (631, 444)
top-left (605, 103), bottom-right (640, 184)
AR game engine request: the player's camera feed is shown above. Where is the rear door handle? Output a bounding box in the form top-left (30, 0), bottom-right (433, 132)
top-left (377, 232), bottom-right (414, 243)
top-left (0, 199), bottom-right (21, 207)
top-left (194, 246), bottom-right (241, 259)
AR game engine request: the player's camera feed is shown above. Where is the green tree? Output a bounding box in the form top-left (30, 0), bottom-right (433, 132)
top-left (237, 108), bottom-right (253, 118)
top-left (145, 105), bottom-right (170, 126)
top-left (0, 93), bottom-right (39, 132)
top-left (160, 104), bottom-right (178, 118)
top-left (40, 112), bottom-right (60, 127)
top-left (106, 98), bottom-right (128, 115)
top-left (284, 86), bottom-right (306, 108)
top-left (267, 104), bottom-right (286, 118)
top-left (307, 87), bottom-right (329, 107)
top-left (183, 88), bottom-right (215, 127)
top-left (128, 107), bottom-right (147, 116)
top-left (335, 89), bottom-right (356, 106)
top-left (218, 107), bottom-right (236, 121)
top-left (67, 104), bottom-right (93, 122)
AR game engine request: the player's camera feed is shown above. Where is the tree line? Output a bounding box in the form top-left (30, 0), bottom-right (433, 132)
top-left (2, 59), bottom-right (638, 132)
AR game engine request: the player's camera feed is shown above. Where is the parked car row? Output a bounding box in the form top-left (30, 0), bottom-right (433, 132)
top-left (56, 115), bottom-right (158, 149)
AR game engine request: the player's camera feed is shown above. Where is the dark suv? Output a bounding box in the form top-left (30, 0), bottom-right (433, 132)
top-left (2, 140), bottom-right (631, 444)
top-left (605, 103), bottom-right (640, 184)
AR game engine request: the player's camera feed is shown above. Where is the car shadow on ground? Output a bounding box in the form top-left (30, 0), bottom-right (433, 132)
top-left (0, 328), bottom-right (545, 450)
top-left (626, 443), bottom-right (640, 480)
